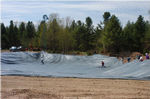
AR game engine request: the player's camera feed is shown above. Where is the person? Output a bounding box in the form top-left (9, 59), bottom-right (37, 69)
top-left (101, 61), bottom-right (104, 67)
top-left (41, 59), bottom-right (44, 64)
top-left (145, 53), bottom-right (149, 59)
top-left (127, 57), bottom-right (131, 63)
top-left (137, 54), bottom-right (141, 60)
top-left (139, 56), bottom-right (143, 62)
top-left (41, 51), bottom-right (44, 64)
top-left (120, 57), bottom-right (124, 64)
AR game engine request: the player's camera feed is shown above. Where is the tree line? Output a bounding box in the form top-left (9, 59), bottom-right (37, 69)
top-left (1, 12), bottom-right (150, 54)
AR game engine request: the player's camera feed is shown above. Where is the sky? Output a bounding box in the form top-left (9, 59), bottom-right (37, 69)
top-left (1, 0), bottom-right (150, 27)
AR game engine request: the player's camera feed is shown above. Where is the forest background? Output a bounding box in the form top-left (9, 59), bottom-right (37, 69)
top-left (1, 12), bottom-right (150, 56)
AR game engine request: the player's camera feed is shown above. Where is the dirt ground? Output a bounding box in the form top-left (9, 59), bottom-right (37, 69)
top-left (1, 76), bottom-right (150, 99)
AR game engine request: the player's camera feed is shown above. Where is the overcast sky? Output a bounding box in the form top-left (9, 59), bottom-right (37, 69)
top-left (1, 0), bottom-right (150, 27)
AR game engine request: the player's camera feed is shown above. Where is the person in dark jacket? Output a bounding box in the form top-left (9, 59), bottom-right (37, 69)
top-left (127, 57), bottom-right (131, 63)
top-left (101, 61), bottom-right (104, 67)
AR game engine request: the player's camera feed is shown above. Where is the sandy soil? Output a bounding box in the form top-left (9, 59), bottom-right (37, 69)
top-left (1, 76), bottom-right (150, 99)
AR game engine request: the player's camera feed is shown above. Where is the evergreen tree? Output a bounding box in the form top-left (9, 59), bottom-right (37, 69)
top-left (19, 22), bottom-right (26, 45)
top-left (26, 21), bottom-right (36, 48)
top-left (1, 23), bottom-right (9, 49)
top-left (134, 15), bottom-right (146, 52)
top-left (8, 20), bottom-right (15, 47)
top-left (14, 25), bottom-right (20, 46)
top-left (102, 15), bottom-right (122, 53)
top-left (70, 20), bottom-right (76, 30)
top-left (122, 21), bottom-right (135, 51)
top-left (103, 12), bottom-right (111, 24)
top-left (95, 23), bottom-right (103, 52)
top-left (74, 20), bottom-right (86, 51)
top-left (144, 21), bottom-right (150, 52)
top-left (85, 17), bottom-right (95, 51)
top-left (26, 21), bottom-right (36, 39)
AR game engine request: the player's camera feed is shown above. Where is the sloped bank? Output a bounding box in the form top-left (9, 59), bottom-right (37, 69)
top-left (1, 51), bottom-right (150, 80)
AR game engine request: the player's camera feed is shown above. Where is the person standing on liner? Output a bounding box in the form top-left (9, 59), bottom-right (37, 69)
top-left (145, 53), bottom-right (149, 59)
top-left (101, 61), bottom-right (104, 67)
top-left (139, 56), bottom-right (143, 62)
top-left (41, 51), bottom-right (44, 64)
top-left (127, 57), bottom-right (131, 63)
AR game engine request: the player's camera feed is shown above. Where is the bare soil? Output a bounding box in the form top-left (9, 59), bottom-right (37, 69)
top-left (1, 76), bottom-right (150, 99)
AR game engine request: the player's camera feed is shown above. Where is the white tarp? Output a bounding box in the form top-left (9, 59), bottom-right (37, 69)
top-left (1, 51), bottom-right (150, 80)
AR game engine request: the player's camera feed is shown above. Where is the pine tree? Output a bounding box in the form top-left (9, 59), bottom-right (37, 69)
top-left (1, 23), bottom-right (9, 49)
top-left (134, 15), bottom-right (146, 52)
top-left (102, 15), bottom-right (122, 53)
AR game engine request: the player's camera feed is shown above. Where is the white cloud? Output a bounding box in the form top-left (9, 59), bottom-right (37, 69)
top-left (1, 1), bottom-right (150, 26)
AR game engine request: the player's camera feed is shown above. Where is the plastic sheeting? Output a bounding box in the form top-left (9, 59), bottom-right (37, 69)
top-left (1, 51), bottom-right (150, 80)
